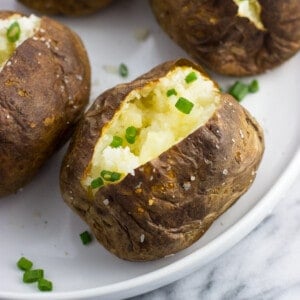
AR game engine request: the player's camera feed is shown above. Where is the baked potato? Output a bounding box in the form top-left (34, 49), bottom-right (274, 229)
top-left (60, 59), bottom-right (264, 261)
top-left (17, 0), bottom-right (113, 16)
top-left (0, 11), bottom-right (90, 196)
top-left (150, 0), bottom-right (300, 76)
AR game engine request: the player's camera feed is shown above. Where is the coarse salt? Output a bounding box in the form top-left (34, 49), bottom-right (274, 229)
top-left (183, 182), bottom-right (191, 191)
top-left (222, 169), bottom-right (228, 175)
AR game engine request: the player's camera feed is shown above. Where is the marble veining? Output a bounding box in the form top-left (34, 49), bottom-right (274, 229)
top-left (129, 173), bottom-right (300, 300)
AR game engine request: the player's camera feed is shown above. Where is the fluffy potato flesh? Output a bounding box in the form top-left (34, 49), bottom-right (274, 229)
top-left (82, 67), bottom-right (220, 190)
top-left (0, 14), bottom-right (41, 70)
top-left (232, 0), bottom-right (264, 30)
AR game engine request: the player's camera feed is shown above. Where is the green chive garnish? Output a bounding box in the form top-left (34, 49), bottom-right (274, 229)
top-left (7, 21), bottom-right (21, 43)
top-left (101, 170), bottom-right (122, 182)
top-left (90, 177), bottom-right (104, 189)
top-left (248, 79), bottom-right (259, 93)
top-left (119, 63), bottom-right (128, 77)
top-left (110, 135), bottom-right (123, 148)
top-left (110, 172), bottom-right (121, 181)
top-left (228, 81), bottom-right (249, 102)
top-left (167, 88), bottom-right (177, 97)
top-left (185, 72), bottom-right (197, 84)
top-left (175, 97), bottom-right (194, 114)
top-left (80, 231), bottom-right (92, 245)
top-left (38, 278), bottom-right (53, 292)
top-left (125, 126), bottom-right (137, 144)
top-left (23, 269), bottom-right (44, 283)
top-left (17, 257), bottom-right (33, 271)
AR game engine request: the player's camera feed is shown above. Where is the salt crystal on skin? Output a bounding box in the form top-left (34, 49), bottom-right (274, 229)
top-left (103, 199), bottom-right (109, 206)
top-left (222, 169), bottom-right (228, 175)
top-left (239, 129), bottom-right (244, 139)
top-left (140, 234), bottom-right (145, 243)
top-left (135, 182), bottom-right (142, 189)
top-left (190, 175), bottom-right (196, 181)
top-left (183, 182), bottom-right (191, 191)
top-left (76, 74), bottom-right (83, 81)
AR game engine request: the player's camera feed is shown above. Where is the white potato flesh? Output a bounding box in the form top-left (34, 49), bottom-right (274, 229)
top-left (232, 0), bottom-right (265, 30)
top-left (83, 66), bottom-right (220, 189)
top-left (0, 14), bottom-right (41, 70)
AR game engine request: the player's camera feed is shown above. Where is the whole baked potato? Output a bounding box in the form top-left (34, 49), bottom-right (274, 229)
top-left (150, 0), bottom-right (300, 76)
top-left (0, 11), bottom-right (90, 196)
top-left (17, 0), bottom-right (113, 16)
top-left (60, 59), bottom-right (264, 261)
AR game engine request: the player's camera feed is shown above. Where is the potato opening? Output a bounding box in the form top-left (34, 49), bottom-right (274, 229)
top-left (232, 0), bottom-right (265, 30)
top-left (82, 66), bottom-right (221, 191)
top-left (0, 14), bottom-right (41, 70)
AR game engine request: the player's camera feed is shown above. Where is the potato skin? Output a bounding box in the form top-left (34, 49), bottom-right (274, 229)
top-left (150, 0), bottom-right (300, 76)
top-left (0, 11), bottom-right (90, 196)
top-left (60, 59), bottom-right (264, 261)
top-left (18, 0), bottom-right (113, 16)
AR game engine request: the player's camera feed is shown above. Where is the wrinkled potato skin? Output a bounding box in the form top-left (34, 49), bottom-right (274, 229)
top-left (0, 11), bottom-right (90, 196)
top-left (60, 59), bottom-right (264, 261)
top-left (18, 0), bottom-right (113, 16)
top-left (150, 0), bottom-right (300, 76)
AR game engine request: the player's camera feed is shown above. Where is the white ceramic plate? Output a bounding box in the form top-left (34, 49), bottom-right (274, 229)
top-left (1, 1), bottom-right (300, 299)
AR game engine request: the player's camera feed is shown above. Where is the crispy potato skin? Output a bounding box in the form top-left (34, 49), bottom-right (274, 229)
top-left (150, 0), bottom-right (300, 76)
top-left (18, 0), bottom-right (113, 16)
top-left (60, 59), bottom-right (264, 261)
top-left (0, 11), bottom-right (90, 196)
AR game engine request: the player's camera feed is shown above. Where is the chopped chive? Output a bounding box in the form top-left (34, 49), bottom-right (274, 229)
top-left (101, 170), bottom-right (122, 182)
top-left (17, 257), bottom-right (33, 271)
top-left (125, 126), bottom-right (137, 144)
top-left (126, 135), bottom-right (135, 144)
top-left (80, 231), bottom-right (92, 245)
top-left (175, 97), bottom-right (194, 114)
top-left (248, 79), bottom-right (259, 93)
top-left (23, 269), bottom-right (44, 283)
top-left (110, 172), bottom-right (121, 181)
top-left (90, 177), bottom-right (104, 189)
top-left (228, 81), bottom-right (249, 102)
top-left (38, 278), bottom-right (53, 292)
top-left (119, 63), bottom-right (128, 77)
top-left (166, 88), bottom-right (177, 97)
top-left (185, 71), bottom-right (197, 84)
top-left (7, 21), bottom-right (21, 43)
top-left (110, 135), bottom-right (123, 148)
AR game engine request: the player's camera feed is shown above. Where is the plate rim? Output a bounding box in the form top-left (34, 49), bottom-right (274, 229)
top-left (1, 146), bottom-right (299, 300)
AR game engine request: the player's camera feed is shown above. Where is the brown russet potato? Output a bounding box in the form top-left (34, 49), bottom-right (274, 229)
top-left (0, 11), bottom-right (90, 196)
top-left (17, 0), bottom-right (113, 16)
top-left (60, 59), bottom-right (264, 261)
top-left (150, 0), bottom-right (300, 76)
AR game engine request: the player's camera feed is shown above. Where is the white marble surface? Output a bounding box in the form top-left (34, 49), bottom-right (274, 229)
top-left (130, 172), bottom-right (300, 300)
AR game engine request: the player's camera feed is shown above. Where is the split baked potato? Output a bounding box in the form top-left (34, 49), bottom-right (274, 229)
top-left (17, 0), bottom-right (113, 16)
top-left (150, 0), bottom-right (300, 76)
top-left (60, 59), bottom-right (264, 261)
top-left (0, 11), bottom-right (90, 196)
